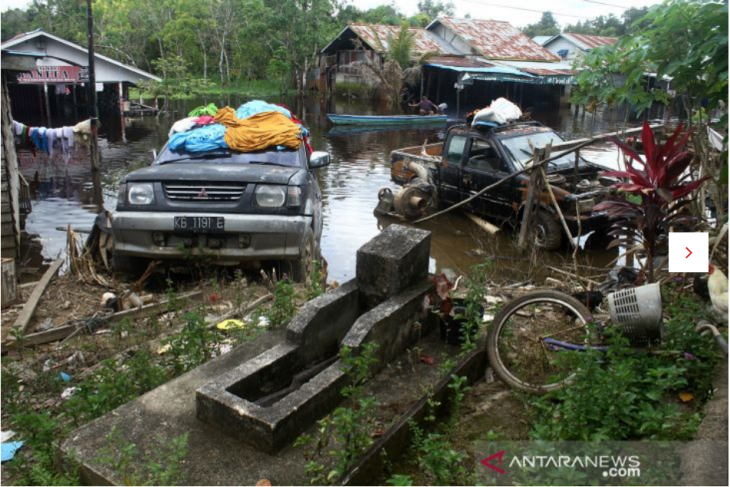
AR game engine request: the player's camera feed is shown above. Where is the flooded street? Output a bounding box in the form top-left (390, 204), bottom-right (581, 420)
top-left (19, 96), bottom-right (631, 282)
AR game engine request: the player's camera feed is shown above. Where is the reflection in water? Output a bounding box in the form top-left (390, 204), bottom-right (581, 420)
top-left (20, 95), bottom-right (633, 282)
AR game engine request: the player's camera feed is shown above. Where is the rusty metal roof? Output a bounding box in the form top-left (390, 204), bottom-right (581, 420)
top-left (347, 24), bottom-right (456, 55)
top-left (561, 33), bottom-right (618, 50)
top-left (429, 18), bottom-right (560, 62)
top-left (426, 56), bottom-right (495, 68)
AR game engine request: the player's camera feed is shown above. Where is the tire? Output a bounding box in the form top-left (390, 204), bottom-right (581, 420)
top-left (486, 291), bottom-right (593, 394)
top-left (532, 210), bottom-right (562, 250)
top-left (291, 226), bottom-right (316, 283)
top-left (112, 250), bottom-right (147, 277)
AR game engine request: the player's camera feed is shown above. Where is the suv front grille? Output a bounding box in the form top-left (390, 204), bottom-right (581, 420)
top-left (163, 183), bottom-right (246, 201)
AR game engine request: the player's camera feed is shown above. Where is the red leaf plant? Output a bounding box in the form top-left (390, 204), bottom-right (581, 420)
top-left (594, 122), bottom-right (708, 282)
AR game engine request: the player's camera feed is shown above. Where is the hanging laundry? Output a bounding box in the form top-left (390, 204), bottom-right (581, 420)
top-left (214, 107), bottom-right (301, 152)
top-left (30, 127), bottom-right (48, 154)
top-left (235, 100), bottom-right (291, 120)
top-left (168, 123), bottom-right (228, 153)
top-left (188, 103), bottom-right (218, 117)
top-left (168, 117), bottom-right (198, 138)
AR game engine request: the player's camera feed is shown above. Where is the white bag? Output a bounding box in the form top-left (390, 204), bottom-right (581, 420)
top-left (472, 97), bottom-right (522, 125)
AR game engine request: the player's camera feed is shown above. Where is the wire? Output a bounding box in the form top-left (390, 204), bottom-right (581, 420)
top-left (454, 0), bottom-right (591, 20)
top-left (582, 0), bottom-right (631, 9)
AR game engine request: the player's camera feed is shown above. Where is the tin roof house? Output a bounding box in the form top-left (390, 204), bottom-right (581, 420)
top-left (541, 33), bottom-right (618, 64)
top-left (315, 17), bottom-right (576, 113)
top-left (1, 29), bottom-right (160, 124)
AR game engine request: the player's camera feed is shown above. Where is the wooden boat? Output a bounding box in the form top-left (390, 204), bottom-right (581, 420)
top-left (327, 113), bottom-right (448, 126)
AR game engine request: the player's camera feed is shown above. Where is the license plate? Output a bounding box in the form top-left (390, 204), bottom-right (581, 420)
top-left (173, 216), bottom-right (225, 233)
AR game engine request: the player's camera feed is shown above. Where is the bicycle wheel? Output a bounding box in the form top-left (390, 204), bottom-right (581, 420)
top-left (486, 291), bottom-right (594, 394)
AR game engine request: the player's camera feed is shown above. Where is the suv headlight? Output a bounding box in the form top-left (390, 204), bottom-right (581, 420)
top-left (128, 183), bottom-right (155, 205)
top-left (255, 185), bottom-right (286, 207)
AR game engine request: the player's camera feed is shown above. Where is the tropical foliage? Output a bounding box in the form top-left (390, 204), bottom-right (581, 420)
top-left (594, 122), bottom-right (707, 282)
top-left (572, 0), bottom-right (728, 218)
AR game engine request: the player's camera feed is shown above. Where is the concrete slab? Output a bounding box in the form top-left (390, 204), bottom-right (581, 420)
top-left (61, 327), bottom-right (459, 485)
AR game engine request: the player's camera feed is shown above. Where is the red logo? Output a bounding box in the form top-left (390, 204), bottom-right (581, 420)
top-left (481, 450), bottom-right (507, 475)
top-left (198, 188), bottom-right (208, 198)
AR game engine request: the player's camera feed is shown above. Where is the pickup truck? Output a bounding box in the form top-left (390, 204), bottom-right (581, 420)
top-left (387, 122), bottom-right (611, 250)
top-left (112, 143), bottom-right (329, 281)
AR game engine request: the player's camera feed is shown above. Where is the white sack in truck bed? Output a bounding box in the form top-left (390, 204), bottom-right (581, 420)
top-left (472, 98), bottom-right (522, 126)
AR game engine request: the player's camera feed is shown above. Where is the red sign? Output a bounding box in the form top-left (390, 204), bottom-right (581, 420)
top-left (17, 66), bottom-right (84, 84)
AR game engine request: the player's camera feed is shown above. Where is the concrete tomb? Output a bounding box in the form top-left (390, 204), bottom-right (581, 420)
top-left (195, 224), bottom-right (433, 453)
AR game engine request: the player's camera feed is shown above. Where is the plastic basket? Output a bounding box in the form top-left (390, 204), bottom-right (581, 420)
top-left (607, 283), bottom-right (663, 346)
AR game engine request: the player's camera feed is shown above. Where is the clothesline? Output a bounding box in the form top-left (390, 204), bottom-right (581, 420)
top-left (11, 119), bottom-right (93, 162)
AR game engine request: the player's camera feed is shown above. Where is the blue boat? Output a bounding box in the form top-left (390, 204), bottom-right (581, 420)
top-left (327, 113), bottom-right (448, 126)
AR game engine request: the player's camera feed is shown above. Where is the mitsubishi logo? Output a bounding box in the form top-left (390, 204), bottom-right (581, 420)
top-left (198, 187), bottom-right (208, 198)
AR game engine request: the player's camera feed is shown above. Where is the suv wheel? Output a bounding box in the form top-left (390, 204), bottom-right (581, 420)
top-left (291, 227), bottom-right (316, 283)
top-left (112, 250), bottom-right (147, 277)
top-left (532, 211), bottom-right (562, 250)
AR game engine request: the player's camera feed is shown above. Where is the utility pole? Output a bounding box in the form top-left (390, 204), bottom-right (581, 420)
top-left (86, 0), bottom-right (103, 211)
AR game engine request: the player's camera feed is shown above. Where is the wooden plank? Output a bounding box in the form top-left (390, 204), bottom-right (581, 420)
top-left (12, 257), bottom-right (64, 334)
top-left (105, 290), bottom-right (202, 324)
top-left (3, 291), bottom-right (203, 349)
top-left (463, 211), bottom-right (500, 235)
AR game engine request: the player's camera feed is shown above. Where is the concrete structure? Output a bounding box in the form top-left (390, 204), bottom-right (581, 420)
top-left (541, 32), bottom-right (618, 65)
top-left (62, 225), bottom-right (450, 484)
top-left (1, 29), bottom-right (159, 125)
top-left (196, 225), bottom-right (433, 453)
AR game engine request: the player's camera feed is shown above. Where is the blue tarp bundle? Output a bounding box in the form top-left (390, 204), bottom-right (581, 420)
top-left (168, 123), bottom-right (228, 152)
top-left (236, 100), bottom-right (291, 120)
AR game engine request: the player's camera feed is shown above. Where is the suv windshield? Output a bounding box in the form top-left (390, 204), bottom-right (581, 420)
top-left (156, 146), bottom-right (301, 167)
top-left (500, 130), bottom-right (574, 169)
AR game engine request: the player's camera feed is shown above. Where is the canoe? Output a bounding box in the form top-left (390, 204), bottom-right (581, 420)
top-left (327, 114), bottom-right (448, 126)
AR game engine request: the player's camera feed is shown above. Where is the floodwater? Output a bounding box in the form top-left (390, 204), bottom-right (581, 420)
top-left (17, 95), bottom-right (633, 283)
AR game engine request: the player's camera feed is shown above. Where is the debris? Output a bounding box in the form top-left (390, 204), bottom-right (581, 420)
top-left (679, 392), bottom-right (694, 403)
top-left (482, 313), bottom-right (495, 322)
top-left (217, 343), bottom-right (233, 356)
top-left (257, 316), bottom-right (270, 328)
top-left (12, 257), bottom-right (64, 334)
top-left (59, 372), bottom-right (72, 382)
top-left (0, 431), bottom-right (16, 443)
top-left (256, 480), bottom-right (272, 486)
top-left (61, 300), bottom-right (71, 310)
top-left (1, 441), bottom-right (24, 462)
top-left (207, 293), bottom-right (273, 329)
top-left (38, 317), bottom-right (54, 331)
top-left (463, 211), bottom-right (500, 235)
top-left (61, 387), bottom-right (79, 400)
top-left (484, 296), bottom-right (502, 305)
top-left (209, 292), bottom-right (221, 303)
top-left (157, 344), bottom-right (172, 355)
top-left (419, 354), bottom-right (434, 365)
top-left (216, 319), bottom-right (246, 331)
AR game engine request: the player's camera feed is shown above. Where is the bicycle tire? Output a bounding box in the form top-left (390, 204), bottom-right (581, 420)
top-left (486, 290), bottom-right (593, 394)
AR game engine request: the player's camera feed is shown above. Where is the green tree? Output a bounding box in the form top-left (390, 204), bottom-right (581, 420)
top-left (573, 0), bottom-right (728, 216)
top-left (522, 11), bottom-right (560, 37)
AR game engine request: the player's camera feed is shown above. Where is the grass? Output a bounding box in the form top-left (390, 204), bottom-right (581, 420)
top-left (0, 275), bottom-right (306, 486)
top-left (129, 79), bottom-right (289, 101)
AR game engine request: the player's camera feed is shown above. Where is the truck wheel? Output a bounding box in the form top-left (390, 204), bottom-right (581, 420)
top-left (532, 211), bottom-right (562, 250)
top-left (291, 227), bottom-right (315, 283)
top-left (112, 250), bottom-right (146, 277)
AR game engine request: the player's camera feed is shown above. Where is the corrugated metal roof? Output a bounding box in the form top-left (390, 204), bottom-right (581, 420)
top-left (562, 33), bottom-right (618, 50)
top-left (348, 24), bottom-right (456, 55)
top-left (532, 36), bottom-right (552, 46)
top-left (426, 56), bottom-right (495, 68)
top-left (429, 18), bottom-right (560, 62)
top-left (493, 60), bottom-right (575, 77)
